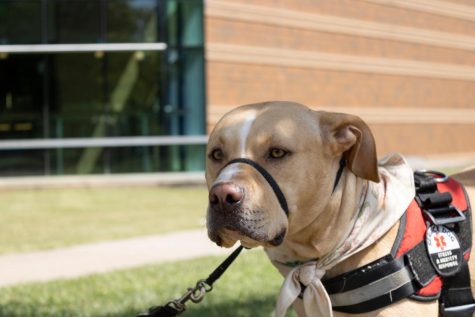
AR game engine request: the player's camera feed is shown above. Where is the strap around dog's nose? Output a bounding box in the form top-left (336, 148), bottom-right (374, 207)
top-left (225, 158), bottom-right (289, 217)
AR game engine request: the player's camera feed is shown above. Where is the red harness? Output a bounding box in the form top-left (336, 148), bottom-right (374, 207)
top-left (395, 177), bottom-right (471, 299)
top-left (323, 173), bottom-right (475, 315)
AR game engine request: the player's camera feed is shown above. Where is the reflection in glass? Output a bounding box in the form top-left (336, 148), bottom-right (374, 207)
top-left (0, 1), bottom-right (42, 44)
top-left (49, 0), bottom-right (102, 44)
top-left (0, 0), bottom-right (205, 176)
top-left (107, 0), bottom-right (158, 43)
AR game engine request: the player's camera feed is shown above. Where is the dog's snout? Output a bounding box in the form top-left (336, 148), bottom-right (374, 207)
top-left (209, 183), bottom-right (244, 211)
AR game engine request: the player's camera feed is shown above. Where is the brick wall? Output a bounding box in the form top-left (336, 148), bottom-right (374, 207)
top-left (204, 0), bottom-right (475, 156)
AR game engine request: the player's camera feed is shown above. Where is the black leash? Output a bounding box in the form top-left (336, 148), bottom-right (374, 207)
top-left (137, 245), bottom-right (244, 317)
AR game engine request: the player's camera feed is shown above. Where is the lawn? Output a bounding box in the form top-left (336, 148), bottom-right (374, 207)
top-left (0, 186), bottom-right (208, 254)
top-left (0, 249), bottom-right (296, 317)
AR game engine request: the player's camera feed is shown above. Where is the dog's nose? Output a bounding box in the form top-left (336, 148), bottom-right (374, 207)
top-left (209, 183), bottom-right (244, 211)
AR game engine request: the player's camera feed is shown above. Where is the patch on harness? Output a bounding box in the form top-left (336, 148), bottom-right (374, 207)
top-left (426, 225), bottom-right (462, 277)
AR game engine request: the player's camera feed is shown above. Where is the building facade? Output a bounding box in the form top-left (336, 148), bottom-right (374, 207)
top-left (1, 0), bottom-right (475, 176)
top-left (205, 0), bottom-right (475, 156)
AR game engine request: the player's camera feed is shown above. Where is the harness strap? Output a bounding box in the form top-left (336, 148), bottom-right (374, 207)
top-left (324, 239), bottom-right (439, 313)
top-left (414, 172), bottom-right (475, 316)
top-left (325, 235), bottom-right (461, 313)
top-left (323, 255), bottom-right (418, 313)
top-left (440, 262), bottom-right (475, 317)
top-left (321, 172), bottom-right (475, 315)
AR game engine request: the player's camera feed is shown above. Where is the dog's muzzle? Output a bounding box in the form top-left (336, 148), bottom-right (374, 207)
top-left (208, 158), bottom-right (290, 247)
top-left (221, 158), bottom-right (289, 216)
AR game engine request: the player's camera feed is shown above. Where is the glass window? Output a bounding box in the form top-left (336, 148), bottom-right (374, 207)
top-left (48, 0), bottom-right (102, 43)
top-left (51, 53), bottom-right (104, 138)
top-left (49, 148), bottom-right (105, 175)
top-left (0, 150), bottom-right (47, 176)
top-left (163, 0), bottom-right (205, 171)
top-left (166, 0), bottom-right (204, 48)
top-left (107, 51), bottom-right (162, 137)
top-left (107, 0), bottom-right (158, 43)
top-left (0, 0), bottom-right (205, 176)
top-left (0, 0), bottom-right (42, 44)
top-left (181, 0), bottom-right (203, 47)
top-left (0, 54), bottom-right (46, 139)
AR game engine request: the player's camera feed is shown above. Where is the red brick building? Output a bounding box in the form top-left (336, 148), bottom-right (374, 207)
top-left (205, 0), bottom-right (475, 157)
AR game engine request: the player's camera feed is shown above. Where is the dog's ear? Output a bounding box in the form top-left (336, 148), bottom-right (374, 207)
top-left (320, 111), bottom-right (380, 183)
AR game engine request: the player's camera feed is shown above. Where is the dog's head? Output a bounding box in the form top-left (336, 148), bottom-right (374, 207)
top-left (206, 101), bottom-right (379, 248)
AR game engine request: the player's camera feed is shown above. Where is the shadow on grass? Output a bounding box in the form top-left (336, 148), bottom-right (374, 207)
top-left (0, 295), bottom-right (290, 317)
top-left (127, 295), bottom-right (279, 317)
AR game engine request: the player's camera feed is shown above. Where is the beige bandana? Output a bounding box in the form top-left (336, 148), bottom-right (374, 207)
top-left (273, 153), bottom-right (415, 317)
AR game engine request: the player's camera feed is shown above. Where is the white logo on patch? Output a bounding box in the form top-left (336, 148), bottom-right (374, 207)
top-left (426, 225), bottom-right (463, 276)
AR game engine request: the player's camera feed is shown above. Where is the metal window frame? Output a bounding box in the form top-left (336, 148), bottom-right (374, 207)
top-left (0, 135), bottom-right (207, 150)
top-left (0, 43), bottom-right (167, 54)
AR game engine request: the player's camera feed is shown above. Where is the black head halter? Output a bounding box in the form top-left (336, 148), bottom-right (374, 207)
top-left (224, 156), bottom-right (346, 218)
top-left (225, 158), bottom-right (289, 216)
top-left (332, 157), bottom-right (347, 193)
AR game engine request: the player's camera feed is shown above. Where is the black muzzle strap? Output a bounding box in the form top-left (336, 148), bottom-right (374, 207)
top-left (225, 158), bottom-right (289, 217)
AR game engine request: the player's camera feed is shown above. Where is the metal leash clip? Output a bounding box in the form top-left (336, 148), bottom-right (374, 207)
top-left (137, 245), bottom-right (244, 317)
top-left (137, 280), bottom-right (213, 317)
top-left (188, 279), bottom-right (213, 303)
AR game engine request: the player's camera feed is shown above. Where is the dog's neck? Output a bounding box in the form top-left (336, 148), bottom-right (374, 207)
top-left (266, 171), bottom-right (368, 264)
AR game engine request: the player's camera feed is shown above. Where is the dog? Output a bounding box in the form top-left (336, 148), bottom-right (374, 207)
top-left (205, 101), bottom-right (475, 317)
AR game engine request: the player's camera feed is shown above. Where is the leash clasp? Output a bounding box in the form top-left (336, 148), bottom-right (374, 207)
top-left (137, 245), bottom-right (244, 317)
top-left (136, 280), bottom-right (213, 317)
top-left (187, 279), bottom-right (212, 303)
top-left (170, 279), bottom-right (212, 307)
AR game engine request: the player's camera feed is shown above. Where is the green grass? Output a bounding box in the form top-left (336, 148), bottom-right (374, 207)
top-left (0, 250), bottom-right (296, 317)
top-left (0, 186), bottom-right (208, 254)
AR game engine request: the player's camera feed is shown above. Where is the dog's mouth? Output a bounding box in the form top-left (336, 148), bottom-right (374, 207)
top-left (209, 223), bottom-right (286, 249)
top-left (207, 202), bottom-right (288, 249)
top-left (269, 229), bottom-right (286, 246)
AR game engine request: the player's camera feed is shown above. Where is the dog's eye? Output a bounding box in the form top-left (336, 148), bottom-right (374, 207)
top-left (268, 148), bottom-right (288, 159)
top-left (210, 149), bottom-right (224, 161)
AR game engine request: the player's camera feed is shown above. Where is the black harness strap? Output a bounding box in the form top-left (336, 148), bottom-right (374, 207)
top-left (323, 255), bottom-right (418, 313)
top-left (225, 158), bottom-right (289, 216)
top-left (441, 262), bottom-right (475, 317)
top-left (321, 171), bottom-right (475, 316)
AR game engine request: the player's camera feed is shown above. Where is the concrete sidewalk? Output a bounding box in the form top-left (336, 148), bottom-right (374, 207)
top-left (0, 172), bottom-right (206, 190)
top-left (0, 229), bottom-right (229, 288)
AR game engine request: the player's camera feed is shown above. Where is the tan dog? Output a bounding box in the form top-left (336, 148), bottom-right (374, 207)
top-left (205, 101), bottom-right (475, 317)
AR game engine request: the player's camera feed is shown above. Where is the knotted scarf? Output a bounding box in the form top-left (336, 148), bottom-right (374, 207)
top-left (273, 153), bottom-right (415, 317)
